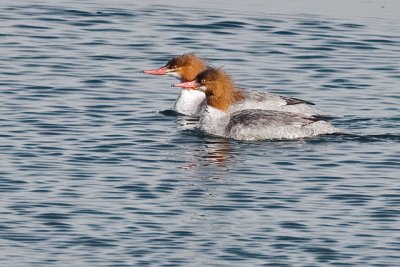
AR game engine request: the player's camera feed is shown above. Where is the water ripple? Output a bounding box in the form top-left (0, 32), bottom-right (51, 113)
top-left (0, 1), bottom-right (399, 266)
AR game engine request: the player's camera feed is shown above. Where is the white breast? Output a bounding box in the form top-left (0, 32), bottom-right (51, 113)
top-left (199, 106), bottom-right (230, 137)
top-left (173, 89), bottom-right (206, 117)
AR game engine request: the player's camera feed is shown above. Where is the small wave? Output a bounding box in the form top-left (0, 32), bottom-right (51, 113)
top-left (208, 20), bottom-right (248, 29)
top-left (158, 109), bottom-right (181, 116)
top-left (330, 133), bottom-right (400, 143)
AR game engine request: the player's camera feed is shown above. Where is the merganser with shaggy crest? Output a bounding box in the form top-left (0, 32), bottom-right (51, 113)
top-left (144, 53), bottom-right (326, 117)
top-left (143, 53), bottom-right (207, 116)
top-left (174, 68), bottom-right (340, 141)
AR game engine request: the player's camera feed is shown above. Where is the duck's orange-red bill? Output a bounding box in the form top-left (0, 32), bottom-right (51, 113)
top-left (143, 67), bottom-right (168, 75)
top-left (173, 80), bottom-right (197, 88)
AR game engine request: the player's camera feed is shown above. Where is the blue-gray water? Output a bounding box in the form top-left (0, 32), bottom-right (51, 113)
top-left (1, 1), bottom-right (399, 266)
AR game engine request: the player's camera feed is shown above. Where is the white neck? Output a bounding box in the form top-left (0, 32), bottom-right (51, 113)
top-left (173, 89), bottom-right (206, 117)
top-left (199, 106), bottom-right (230, 137)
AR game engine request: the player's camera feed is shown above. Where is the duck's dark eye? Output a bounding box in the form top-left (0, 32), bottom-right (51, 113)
top-left (201, 79), bottom-right (206, 84)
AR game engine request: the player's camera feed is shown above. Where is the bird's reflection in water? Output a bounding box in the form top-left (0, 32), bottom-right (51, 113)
top-left (176, 115), bottom-right (199, 131)
top-left (174, 114), bottom-right (236, 170)
top-left (179, 137), bottom-right (235, 171)
top-left (202, 138), bottom-right (233, 168)
top-left (178, 140), bottom-right (233, 178)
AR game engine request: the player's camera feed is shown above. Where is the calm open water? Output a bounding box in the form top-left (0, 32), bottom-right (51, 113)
top-left (0, 1), bottom-right (399, 266)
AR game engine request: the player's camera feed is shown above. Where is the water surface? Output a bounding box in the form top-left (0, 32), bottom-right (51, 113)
top-left (0, 1), bottom-right (399, 266)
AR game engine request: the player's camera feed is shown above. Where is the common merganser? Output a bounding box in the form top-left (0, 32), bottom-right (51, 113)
top-left (144, 53), bottom-right (326, 117)
top-left (174, 68), bottom-right (340, 141)
top-left (143, 53), bottom-right (207, 116)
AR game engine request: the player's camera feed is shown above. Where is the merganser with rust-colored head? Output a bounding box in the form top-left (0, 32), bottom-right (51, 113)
top-left (143, 53), bottom-right (208, 116)
top-left (174, 68), bottom-right (340, 141)
top-left (144, 53), bottom-right (328, 118)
